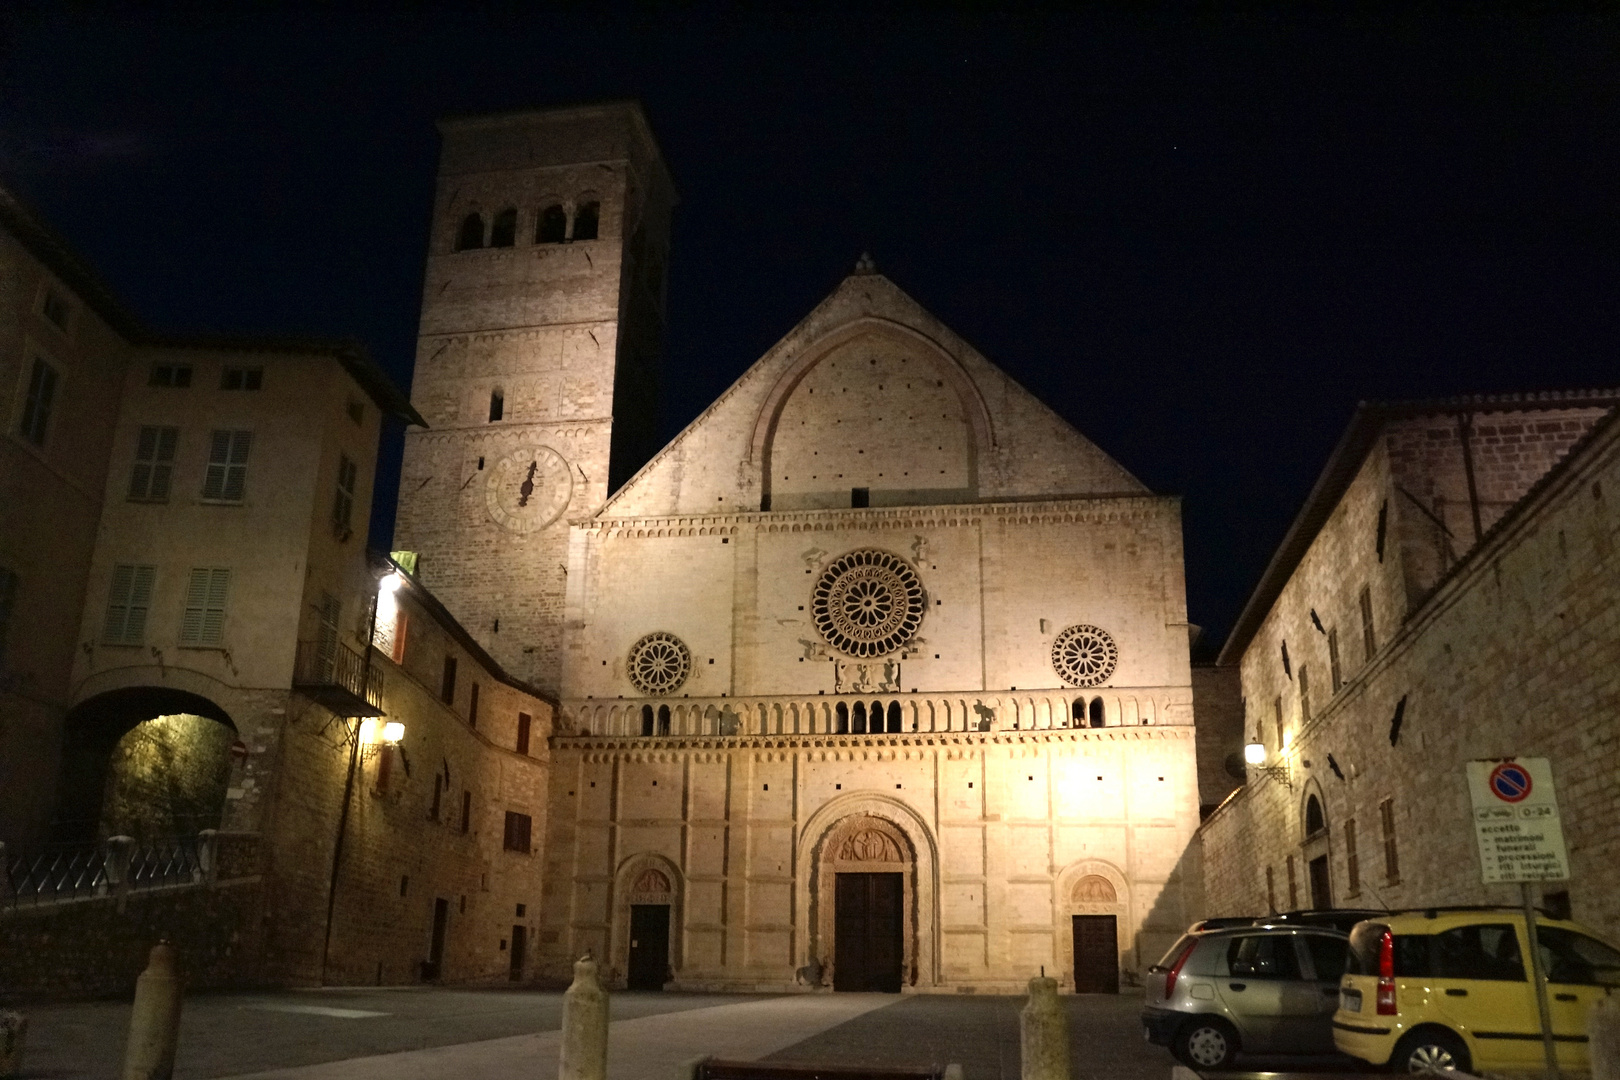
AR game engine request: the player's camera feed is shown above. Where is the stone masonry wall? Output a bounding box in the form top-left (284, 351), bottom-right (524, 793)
top-left (1203, 411), bottom-right (1620, 936)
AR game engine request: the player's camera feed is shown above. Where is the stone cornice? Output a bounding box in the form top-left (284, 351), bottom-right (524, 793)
top-left (578, 494), bottom-right (1175, 537)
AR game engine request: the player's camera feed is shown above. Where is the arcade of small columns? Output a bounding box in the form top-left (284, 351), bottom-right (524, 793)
top-left (564, 686), bottom-right (1190, 738)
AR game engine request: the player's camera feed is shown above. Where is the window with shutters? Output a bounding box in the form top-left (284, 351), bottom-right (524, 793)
top-left (440, 656), bottom-right (457, 704)
top-left (148, 363), bottom-right (192, 388)
top-left (389, 612), bottom-right (409, 664)
top-left (103, 564), bottom-right (156, 645)
top-left (503, 811), bottom-right (532, 853)
top-left (1328, 627), bottom-right (1342, 693)
top-left (203, 430), bottom-right (252, 502)
top-left (468, 682), bottom-right (480, 729)
top-left (1359, 586), bottom-right (1376, 662)
top-left (1344, 818), bottom-right (1360, 897)
top-left (180, 568), bottom-right (230, 646)
top-left (128, 426), bottom-right (179, 502)
top-left (1380, 797), bottom-right (1400, 884)
top-left (1299, 664), bottom-right (1311, 723)
top-left (19, 356), bottom-right (58, 447)
top-left (316, 591), bottom-right (341, 678)
top-left (332, 454), bottom-right (357, 538)
top-left (516, 712), bottom-right (532, 755)
top-left (0, 566), bottom-right (16, 669)
top-left (220, 366), bottom-right (263, 391)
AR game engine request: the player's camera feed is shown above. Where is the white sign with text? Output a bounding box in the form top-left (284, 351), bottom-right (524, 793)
top-left (1467, 757), bottom-right (1570, 883)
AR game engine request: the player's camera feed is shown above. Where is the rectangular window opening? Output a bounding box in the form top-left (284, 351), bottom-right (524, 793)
top-left (1360, 585), bottom-right (1376, 662)
top-left (503, 811), bottom-right (532, 854)
top-left (332, 454), bottom-right (357, 538)
top-left (460, 790), bottom-right (472, 834)
top-left (180, 568), bottom-right (230, 647)
top-left (221, 366), bottom-right (264, 391)
top-left (203, 430), bottom-right (253, 502)
top-left (1328, 628), bottom-right (1342, 693)
top-left (1345, 818), bottom-right (1360, 898)
top-left (19, 357), bottom-right (58, 446)
top-left (128, 426), bottom-right (179, 502)
top-left (851, 487), bottom-right (870, 508)
top-left (103, 564), bottom-right (156, 646)
top-left (148, 363), bottom-right (193, 388)
top-left (469, 682), bottom-right (480, 729)
top-left (516, 712), bottom-right (532, 755)
top-left (1380, 797), bottom-right (1399, 884)
top-left (440, 656), bottom-right (458, 705)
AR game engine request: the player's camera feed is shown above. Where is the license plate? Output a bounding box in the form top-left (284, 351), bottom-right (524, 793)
top-left (1341, 988), bottom-right (1363, 1013)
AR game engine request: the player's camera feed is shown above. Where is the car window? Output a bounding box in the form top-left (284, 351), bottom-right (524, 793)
top-left (1538, 926), bottom-right (1620, 987)
top-left (1431, 924), bottom-right (1525, 981)
top-left (1154, 935), bottom-right (1194, 970)
top-left (1227, 935), bottom-right (1303, 979)
top-left (1346, 922), bottom-right (1389, 975)
top-left (1304, 934), bottom-right (1348, 981)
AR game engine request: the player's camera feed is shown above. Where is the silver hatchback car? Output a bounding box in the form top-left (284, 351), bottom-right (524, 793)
top-left (1141, 923), bottom-right (1350, 1069)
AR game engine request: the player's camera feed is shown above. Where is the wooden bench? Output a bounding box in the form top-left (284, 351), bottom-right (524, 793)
top-left (679, 1059), bottom-right (961, 1080)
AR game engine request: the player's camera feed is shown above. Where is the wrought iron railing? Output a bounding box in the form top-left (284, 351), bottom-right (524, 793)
top-left (1, 832), bottom-right (258, 911)
top-left (292, 639), bottom-right (384, 716)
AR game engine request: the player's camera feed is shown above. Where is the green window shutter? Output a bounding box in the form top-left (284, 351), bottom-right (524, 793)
top-left (151, 427), bottom-right (178, 501)
top-left (104, 564), bottom-right (134, 643)
top-left (129, 427), bottom-right (157, 499)
top-left (203, 431), bottom-right (231, 499)
top-left (181, 568), bottom-right (210, 644)
top-left (201, 568), bottom-right (230, 645)
top-left (125, 566), bottom-right (155, 643)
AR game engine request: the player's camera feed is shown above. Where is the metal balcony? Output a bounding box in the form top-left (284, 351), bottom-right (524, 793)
top-left (293, 640), bottom-right (384, 717)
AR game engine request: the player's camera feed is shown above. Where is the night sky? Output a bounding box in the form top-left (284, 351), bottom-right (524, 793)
top-left (5, 9), bottom-right (1616, 656)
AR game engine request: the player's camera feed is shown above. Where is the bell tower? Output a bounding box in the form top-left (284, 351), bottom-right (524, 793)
top-left (394, 102), bottom-right (675, 691)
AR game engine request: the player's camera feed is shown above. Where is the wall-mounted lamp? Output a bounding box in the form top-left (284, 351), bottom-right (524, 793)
top-left (358, 717), bottom-right (405, 759)
top-left (1245, 742), bottom-right (1294, 789)
top-left (378, 571), bottom-right (403, 595)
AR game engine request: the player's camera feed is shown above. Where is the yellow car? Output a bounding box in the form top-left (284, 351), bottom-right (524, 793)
top-left (1334, 909), bottom-right (1620, 1074)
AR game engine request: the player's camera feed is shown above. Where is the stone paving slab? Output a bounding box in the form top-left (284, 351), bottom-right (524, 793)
top-left (223, 994), bottom-right (897, 1080)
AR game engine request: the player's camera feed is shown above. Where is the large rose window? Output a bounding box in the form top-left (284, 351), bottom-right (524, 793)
top-left (811, 549), bottom-right (926, 658)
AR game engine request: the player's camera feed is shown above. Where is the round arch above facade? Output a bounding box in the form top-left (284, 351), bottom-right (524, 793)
top-left (794, 793), bottom-right (938, 990)
top-left (750, 318), bottom-right (998, 511)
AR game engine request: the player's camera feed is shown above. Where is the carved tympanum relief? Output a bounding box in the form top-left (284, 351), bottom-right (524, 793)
top-left (838, 829), bottom-right (904, 863)
top-left (1071, 874), bottom-right (1118, 904)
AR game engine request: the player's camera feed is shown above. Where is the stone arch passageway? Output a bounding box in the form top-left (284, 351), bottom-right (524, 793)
top-left (56, 687), bottom-right (238, 842)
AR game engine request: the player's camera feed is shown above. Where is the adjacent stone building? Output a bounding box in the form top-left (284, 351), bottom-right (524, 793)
top-left (1200, 394), bottom-right (1620, 940)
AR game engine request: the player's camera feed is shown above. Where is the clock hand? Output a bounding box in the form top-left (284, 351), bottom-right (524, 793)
top-left (518, 460), bottom-right (538, 506)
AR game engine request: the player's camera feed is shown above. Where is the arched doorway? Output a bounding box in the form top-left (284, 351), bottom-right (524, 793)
top-left (817, 814), bottom-right (914, 992)
top-left (56, 687), bottom-right (236, 842)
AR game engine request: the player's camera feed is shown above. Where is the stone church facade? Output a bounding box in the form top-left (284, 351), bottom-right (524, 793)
top-left (395, 104), bottom-right (1204, 993)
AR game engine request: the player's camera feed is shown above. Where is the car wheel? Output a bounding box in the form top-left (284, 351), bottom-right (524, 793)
top-left (1173, 1017), bottom-right (1240, 1070)
top-left (1391, 1029), bottom-right (1471, 1075)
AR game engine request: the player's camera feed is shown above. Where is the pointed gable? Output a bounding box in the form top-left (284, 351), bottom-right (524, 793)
top-left (601, 270), bottom-right (1147, 518)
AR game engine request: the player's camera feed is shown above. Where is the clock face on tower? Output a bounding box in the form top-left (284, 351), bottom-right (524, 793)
top-left (485, 446), bottom-right (573, 534)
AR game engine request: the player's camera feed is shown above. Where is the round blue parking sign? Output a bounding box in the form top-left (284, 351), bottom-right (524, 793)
top-left (1489, 762), bottom-right (1533, 803)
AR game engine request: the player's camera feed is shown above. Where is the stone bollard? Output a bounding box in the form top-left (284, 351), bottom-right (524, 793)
top-left (1020, 973), bottom-right (1070, 1080)
top-left (558, 955), bottom-right (609, 1080)
top-left (0, 1011), bottom-right (26, 1080)
top-left (122, 942), bottom-right (183, 1080)
top-left (195, 830), bottom-right (219, 885)
top-left (1592, 993), bottom-right (1620, 1080)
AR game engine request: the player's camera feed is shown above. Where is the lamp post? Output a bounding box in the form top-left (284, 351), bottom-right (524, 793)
top-left (1245, 741), bottom-right (1294, 790)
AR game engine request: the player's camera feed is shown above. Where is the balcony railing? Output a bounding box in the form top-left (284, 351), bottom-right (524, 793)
top-left (293, 639), bottom-right (384, 717)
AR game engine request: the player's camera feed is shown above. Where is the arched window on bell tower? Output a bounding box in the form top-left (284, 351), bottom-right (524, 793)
top-left (572, 201), bottom-right (600, 241)
top-left (1089, 698), bottom-right (1105, 728)
top-left (537, 204), bottom-right (567, 244)
top-left (456, 212), bottom-right (485, 251)
top-left (1072, 698), bottom-right (1086, 727)
top-left (641, 704), bottom-right (654, 737)
top-left (489, 208), bottom-right (517, 247)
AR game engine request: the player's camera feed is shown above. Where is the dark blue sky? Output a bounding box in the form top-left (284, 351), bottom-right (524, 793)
top-left (5, 8), bottom-right (1616, 655)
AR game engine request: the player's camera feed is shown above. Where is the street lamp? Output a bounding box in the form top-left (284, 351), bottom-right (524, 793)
top-left (1245, 741), bottom-right (1294, 789)
top-left (357, 718), bottom-right (406, 760)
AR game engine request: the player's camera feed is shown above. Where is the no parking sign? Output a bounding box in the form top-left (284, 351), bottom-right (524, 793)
top-left (1467, 757), bottom-right (1570, 883)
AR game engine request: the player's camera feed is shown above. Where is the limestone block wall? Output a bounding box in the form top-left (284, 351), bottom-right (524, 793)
top-left (1190, 665), bottom-right (1243, 813)
top-left (536, 726), bottom-right (1201, 993)
top-left (563, 497), bottom-right (1191, 703)
top-left (1203, 411), bottom-right (1620, 937)
top-left (602, 275), bottom-right (1147, 522)
top-left (1386, 406), bottom-right (1611, 607)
